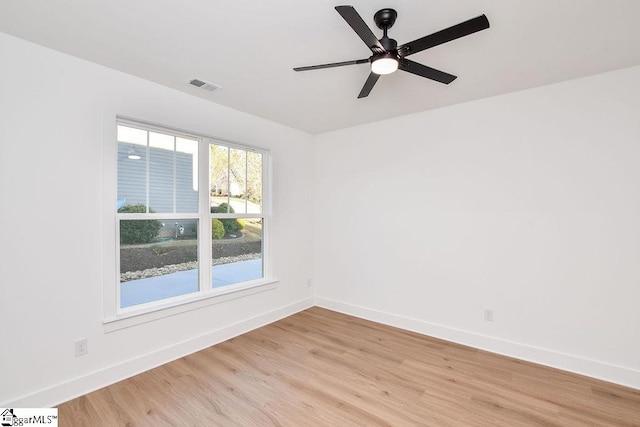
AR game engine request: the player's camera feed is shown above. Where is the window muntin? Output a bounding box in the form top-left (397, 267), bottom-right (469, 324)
top-left (115, 120), bottom-right (268, 313)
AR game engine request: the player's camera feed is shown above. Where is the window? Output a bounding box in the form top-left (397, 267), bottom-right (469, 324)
top-left (115, 119), bottom-right (269, 315)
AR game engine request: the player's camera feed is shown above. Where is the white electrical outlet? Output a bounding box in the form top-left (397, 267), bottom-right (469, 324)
top-left (75, 339), bottom-right (88, 357)
top-left (307, 279), bottom-right (312, 288)
top-left (484, 309), bottom-right (494, 322)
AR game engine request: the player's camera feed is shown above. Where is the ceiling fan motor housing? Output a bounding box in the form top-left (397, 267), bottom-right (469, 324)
top-left (379, 36), bottom-right (398, 52)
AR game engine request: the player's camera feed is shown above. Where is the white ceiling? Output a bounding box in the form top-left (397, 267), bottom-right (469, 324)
top-left (2, 0), bottom-right (640, 134)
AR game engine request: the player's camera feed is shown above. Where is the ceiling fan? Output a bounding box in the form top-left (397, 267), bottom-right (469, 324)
top-left (293, 5), bottom-right (490, 98)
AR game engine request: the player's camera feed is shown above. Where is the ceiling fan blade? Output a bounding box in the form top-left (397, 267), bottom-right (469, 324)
top-left (335, 5), bottom-right (385, 53)
top-left (399, 59), bottom-right (457, 84)
top-left (398, 15), bottom-right (490, 57)
top-left (293, 58), bottom-right (369, 72)
top-left (358, 72), bottom-right (380, 98)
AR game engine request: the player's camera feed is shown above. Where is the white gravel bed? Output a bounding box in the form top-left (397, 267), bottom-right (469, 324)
top-left (121, 253), bottom-right (261, 282)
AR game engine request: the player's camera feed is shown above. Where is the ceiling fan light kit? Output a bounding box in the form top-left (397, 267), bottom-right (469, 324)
top-left (293, 5), bottom-right (490, 98)
top-left (371, 53), bottom-right (398, 75)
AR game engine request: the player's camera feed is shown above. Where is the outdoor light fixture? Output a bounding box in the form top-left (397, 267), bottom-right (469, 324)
top-left (127, 149), bottom-right (141, 160)
top-left (371, 53), bottom-right (398, 75)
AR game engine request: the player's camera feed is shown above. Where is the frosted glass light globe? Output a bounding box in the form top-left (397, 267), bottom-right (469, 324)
top-left (371, 57), bottom-right (398, 75)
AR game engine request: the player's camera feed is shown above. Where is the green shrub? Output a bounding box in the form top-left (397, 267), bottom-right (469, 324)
top-left (118, 204), bottom-right (162, 244)
top-left (214, 203), bottom-right (244, 234)
top-left (214, 203), bottom-right (233, 214)
top-left (211, 219), bottom-right (225, 240)
top-left (222, 218), bottom-right (241, 233)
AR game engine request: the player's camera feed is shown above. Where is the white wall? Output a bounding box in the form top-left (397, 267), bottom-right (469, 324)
top-left (313, 65), bottom-right (640, 389)
top-left (0, 33), bottom-right (314, 406)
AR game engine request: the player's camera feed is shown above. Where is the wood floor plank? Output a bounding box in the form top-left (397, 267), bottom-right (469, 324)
top-left (57, 307), bottom-right (640, 426)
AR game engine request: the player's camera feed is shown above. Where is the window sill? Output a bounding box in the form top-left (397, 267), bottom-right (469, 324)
top-left (103, 279), bottom-right (278, 333)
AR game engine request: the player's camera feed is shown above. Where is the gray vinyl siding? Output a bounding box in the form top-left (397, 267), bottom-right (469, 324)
top-left (117, 142), bottom-right (198, 214)
top-left (176, 151), bottom-right (197, 213)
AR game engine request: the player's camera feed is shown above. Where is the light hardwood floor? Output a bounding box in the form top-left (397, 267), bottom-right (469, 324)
top-left (58, 307), bottom-right (640, 426)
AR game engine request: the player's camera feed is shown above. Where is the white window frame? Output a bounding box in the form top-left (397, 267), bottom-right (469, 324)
top-left (103, 117), bottom-right (275, 332)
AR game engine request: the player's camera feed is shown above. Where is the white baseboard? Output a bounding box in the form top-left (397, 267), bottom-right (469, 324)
top-left (5, 297), bottom-right (314, 408)
top-left (315, 296), bottom-right (640, 390)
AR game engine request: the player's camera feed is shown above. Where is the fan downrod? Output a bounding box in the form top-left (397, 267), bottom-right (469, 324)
top-left (373, 8), bottom-right (397, 30)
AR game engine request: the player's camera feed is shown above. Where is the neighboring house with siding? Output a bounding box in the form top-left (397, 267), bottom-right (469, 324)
top-left (117, 142), bottom-right (198, 238)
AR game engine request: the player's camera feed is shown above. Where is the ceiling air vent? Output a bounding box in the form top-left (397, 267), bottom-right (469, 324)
top-left (187, 78), bottom-right (221, 92)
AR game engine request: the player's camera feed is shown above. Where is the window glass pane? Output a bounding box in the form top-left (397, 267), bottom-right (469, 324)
top-left (120, 218), bottom-right (198, 308)
top-left (117, 139), bottom-right (147, 212)
top-left (148, 132), bottom-right (175, 213)
top-left (210, 144), bottom-right (230, 212)
top-left (229, 148), bottom-right (247, 213)
top-left (176, 137), bottom-right (199, 213)
top-left (117, 125), bottom-right (147, 146)
top-left (247, 151), bottom-right (262, 213)
top-left (212, 218), bottom-right (263, 288)
top-left (116, 126), bottom-right (147, 212)
top-left (149, 131), bottom-right (174, 150)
